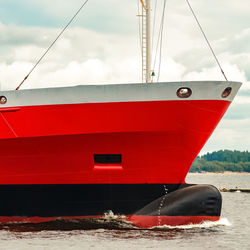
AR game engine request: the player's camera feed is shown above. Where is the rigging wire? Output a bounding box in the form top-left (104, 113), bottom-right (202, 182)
top-left (140, 0), bottom-right (147, 10)
top-left (152, 4), bottom-right (163, 70)
top-left (15, 0), bottom-right (90, 91)
top-left (152, 0), bottom-right (167, 82)
top-left (151, 0), bottom-right (158, 54)
top-left (185, 0), bottom-right (228, 81)
top-left (157, 0), bottom-right (167, 82)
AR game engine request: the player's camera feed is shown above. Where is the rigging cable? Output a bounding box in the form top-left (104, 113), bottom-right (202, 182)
top-left (157, 0), bottom-right (167, 82)
top-left (151, 0), bottom-right (158, 55)
top-left (140, 0), bottom-right (147, 10)
top-left (185, 0), bottom-right (228, 81)
top-left (15, 0), bottom-right (90, 90)
top-left (152, 0), bottom-right (167, 82)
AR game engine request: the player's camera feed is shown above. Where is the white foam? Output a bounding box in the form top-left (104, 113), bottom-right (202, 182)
top-left (94, 212), bottom-right (232, 230)
top-left (151, 218), bottom-right (231, 230)
top-left (103, 210), bottom-right (127, 221)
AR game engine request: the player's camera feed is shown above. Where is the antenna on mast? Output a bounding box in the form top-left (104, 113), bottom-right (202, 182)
top-left (139, 0), bottom-right (151, 83)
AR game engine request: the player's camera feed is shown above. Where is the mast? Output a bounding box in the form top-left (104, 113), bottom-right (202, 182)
top-left (140, 0), bottom-right (151, 83)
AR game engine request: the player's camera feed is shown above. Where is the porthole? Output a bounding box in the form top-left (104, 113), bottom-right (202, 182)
top-left (177, 87), bottom-right (192, 98)
top-left (221, 87), bottom-right (232, 98)
top-left (0, 96), bottom-right (7, 104)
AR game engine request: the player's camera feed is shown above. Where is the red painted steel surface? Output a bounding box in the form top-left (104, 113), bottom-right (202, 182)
top-left (0, 215), bottom-right (219, 228)
top-left (0, 100), bottom-right (230, 184)
top-left (128, 215), bottom-right (220, 228)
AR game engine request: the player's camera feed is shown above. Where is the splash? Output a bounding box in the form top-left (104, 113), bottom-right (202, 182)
top-left (92, 211), bottom-right (136, 229)
top-left (151, 218), bottom-right (231, 230)
top-left (103, 210), bottom-right (127, 221)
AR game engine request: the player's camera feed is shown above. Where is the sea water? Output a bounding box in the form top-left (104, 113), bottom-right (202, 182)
top-left (0, 174), bottom-right (249, 250)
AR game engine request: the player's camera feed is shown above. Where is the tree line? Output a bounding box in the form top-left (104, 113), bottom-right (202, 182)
top-left (189, 150), bottom-right (250, 173)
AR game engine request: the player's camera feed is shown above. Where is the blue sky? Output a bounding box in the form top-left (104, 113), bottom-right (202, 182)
top-left (0, 1), bottom-right (59, 27)
top-left (0, 0), bottom-right (249, 153)
top-left (0, 0), bottom-right (137, 33)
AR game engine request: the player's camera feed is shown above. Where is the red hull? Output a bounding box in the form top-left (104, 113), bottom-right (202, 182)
top-left (0, 100), bottom-right (230, 184)
top-left (128, 215), bottom-right (220, 228)
top-left (0, 215), bottom-right (219, 228)
top-left (0, 81), bottom-right (241, 227)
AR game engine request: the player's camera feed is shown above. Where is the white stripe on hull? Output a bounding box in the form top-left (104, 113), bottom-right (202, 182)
top-left (0, 81), bottom-right (241, 108)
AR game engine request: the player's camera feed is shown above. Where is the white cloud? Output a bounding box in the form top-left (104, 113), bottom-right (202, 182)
top-left (154, 57), bottom-right (186, 82)
top-left (0, 22), bottom-right (142, 90)
top-left (234, 93), bottom-right (250, 104)
top-left (201, 118), bottom-right (250, 154)
top-left (0, 62), bottom-right (33, 90)
top-left (23, 0), bottom-right (138, 34)
top-left (183, 63), bottom-right (247, 82)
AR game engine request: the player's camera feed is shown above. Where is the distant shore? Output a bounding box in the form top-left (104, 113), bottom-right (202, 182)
top-left (188, 171), bottom-right (250, 176)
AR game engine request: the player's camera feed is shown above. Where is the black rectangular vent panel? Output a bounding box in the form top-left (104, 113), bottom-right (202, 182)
top-left (94, 154), bottom-right (122, 164)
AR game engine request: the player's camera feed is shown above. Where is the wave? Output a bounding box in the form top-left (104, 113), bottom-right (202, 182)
top-left (0, 211), bottom-right (231, 231)
top-left (151, 218), bottom-right (231, 230)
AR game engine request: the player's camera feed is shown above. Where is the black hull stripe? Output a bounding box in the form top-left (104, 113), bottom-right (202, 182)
top-left (0, 184), bottom-right (180, 217)
top-left (0, 184), bottom-right (221, 217)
